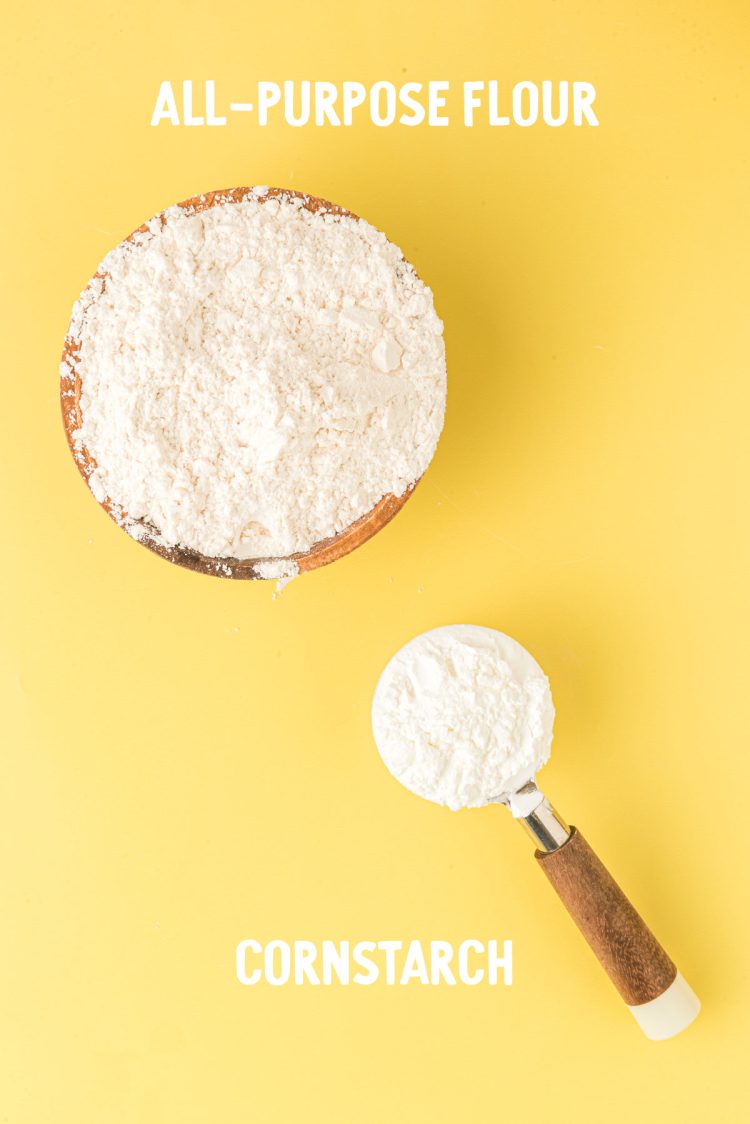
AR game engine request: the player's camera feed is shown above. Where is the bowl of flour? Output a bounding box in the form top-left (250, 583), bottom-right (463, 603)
top-left (61, 187), bottom-right (446, 580)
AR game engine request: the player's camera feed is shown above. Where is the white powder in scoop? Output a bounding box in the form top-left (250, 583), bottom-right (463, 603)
top-left (372, 625), bottom-right (555, 811)
top-left (64, 190), bottom-right (446, 561)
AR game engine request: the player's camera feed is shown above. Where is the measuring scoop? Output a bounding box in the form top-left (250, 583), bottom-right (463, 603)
top-left (372, 624), bottom-right (700, 1040)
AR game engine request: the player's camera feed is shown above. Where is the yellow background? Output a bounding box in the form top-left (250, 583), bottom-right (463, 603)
top-left (2, 1), bottom-right (748, 1120)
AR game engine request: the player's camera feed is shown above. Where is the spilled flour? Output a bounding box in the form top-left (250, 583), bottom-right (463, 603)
top-left (63, 188), bottom-right (446, 569)
top-left (372, 626), bottom-right (555, 810)
top-left (254, 557), bottom-right (299, 597)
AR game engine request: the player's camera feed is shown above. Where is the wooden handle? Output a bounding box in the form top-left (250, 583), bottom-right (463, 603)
top-left (536, 827), bottom-right (676, 1005)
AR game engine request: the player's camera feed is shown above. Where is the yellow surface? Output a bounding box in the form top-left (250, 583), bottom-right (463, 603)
top-left (2, 2), bottom-right (748, 1120)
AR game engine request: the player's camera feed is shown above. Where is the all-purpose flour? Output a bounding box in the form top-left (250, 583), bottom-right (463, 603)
top-left (64, 189), bottom-right (446, 561)
top-left (372, 625), bottom-right (555, 810)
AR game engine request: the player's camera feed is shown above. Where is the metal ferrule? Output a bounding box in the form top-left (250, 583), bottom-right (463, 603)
top-left (519, 796), bottom-right (571, 852)
top-left (498, 780), bottom-right (571, 853)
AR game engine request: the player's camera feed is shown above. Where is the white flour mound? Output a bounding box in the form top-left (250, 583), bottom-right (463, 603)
top-left (372, 625), bottom-right (554, 811)
top-left (64, 189), bottom-right (446, 560)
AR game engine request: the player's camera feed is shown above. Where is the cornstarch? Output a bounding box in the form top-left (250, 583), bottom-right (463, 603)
top-left (372, 625), bottom-right (555, 810)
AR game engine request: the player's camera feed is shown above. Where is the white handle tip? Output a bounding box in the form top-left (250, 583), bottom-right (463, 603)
top-left (628, 971), bottom-right (700, 1040)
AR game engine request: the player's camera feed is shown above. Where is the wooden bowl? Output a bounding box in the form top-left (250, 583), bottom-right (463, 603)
top-left (61, 187), bottom-right (419, 579)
